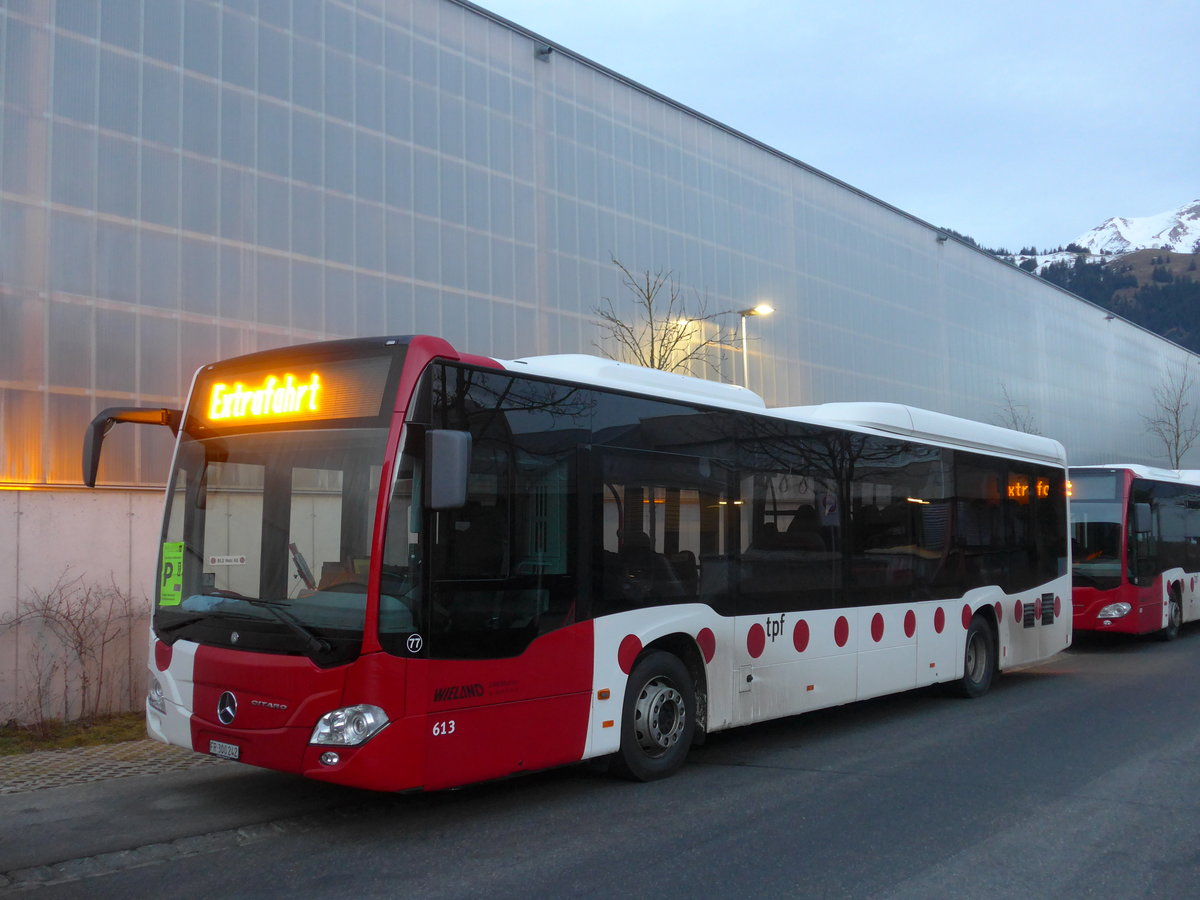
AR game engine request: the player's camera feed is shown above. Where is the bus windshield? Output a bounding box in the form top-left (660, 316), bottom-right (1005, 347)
top-left (1070, 500), bottom-right (1124, 589)
top-left (156, 426), bottom-right (392, 665)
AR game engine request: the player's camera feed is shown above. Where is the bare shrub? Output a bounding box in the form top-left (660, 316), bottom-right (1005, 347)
top-left (5, 638), bottom-right (62, 738)
top-left (1, 569), bottom-right (141, 725)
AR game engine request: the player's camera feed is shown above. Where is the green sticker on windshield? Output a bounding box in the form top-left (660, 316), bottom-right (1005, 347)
top-left (160, 542), bottom-right (184, 606)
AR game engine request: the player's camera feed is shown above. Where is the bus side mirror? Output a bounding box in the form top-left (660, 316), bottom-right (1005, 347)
top-left (425, 430), bottom-right (471, 510)
top-left (1133, 502), bottom-right (1153, 535)
top-left (82, 406), bottom-right (182, 487)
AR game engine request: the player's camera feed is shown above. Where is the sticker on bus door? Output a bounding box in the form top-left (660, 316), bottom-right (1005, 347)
top-left (160, 541), bottom-right (184, 606)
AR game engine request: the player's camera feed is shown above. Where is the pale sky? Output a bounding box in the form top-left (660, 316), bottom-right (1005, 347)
top-left (475, 0), bottom-right (1199, 252)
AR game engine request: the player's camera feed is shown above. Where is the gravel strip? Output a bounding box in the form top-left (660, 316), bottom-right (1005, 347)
top-left (0, 740), bottom-right (226, 794)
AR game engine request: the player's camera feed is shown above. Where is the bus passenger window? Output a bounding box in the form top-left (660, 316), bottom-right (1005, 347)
top-left (599, 476), bottom-right (723, 615)
top-left (739, 472), bottom-right (840, 614)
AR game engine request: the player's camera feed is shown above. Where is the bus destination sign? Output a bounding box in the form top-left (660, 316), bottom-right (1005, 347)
top-left (209, 373), bottom-right (322, 421)
top-left (194, 355), bottom-right (393, 428)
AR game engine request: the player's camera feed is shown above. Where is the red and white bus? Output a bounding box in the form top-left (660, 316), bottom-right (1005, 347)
top-left (1070, 465), bottom-right (1200, 638)
top-left (84, 335), bottom-right (1070, 791)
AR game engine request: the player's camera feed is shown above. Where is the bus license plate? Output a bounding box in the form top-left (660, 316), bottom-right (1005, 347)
top-left (209, 739), bottom-right (240, 760)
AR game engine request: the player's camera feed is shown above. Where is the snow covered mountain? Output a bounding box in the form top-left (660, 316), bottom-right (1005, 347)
top-left (999, 199), bottom-right (1200, 274)
top-left (1073, 200), bottom-right (1200, 255)
top-left (989, 199), bottom-right (1200, 353)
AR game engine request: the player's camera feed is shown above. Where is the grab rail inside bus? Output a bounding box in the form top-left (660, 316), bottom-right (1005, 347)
top-left (82, 406), bottom-right (182, 487)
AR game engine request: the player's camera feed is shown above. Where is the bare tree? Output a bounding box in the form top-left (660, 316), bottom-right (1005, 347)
top-left (592, 258), bottom-right (737, 374)
top-left (993, 383), bottom-right (1041, 434)
top-left (1143, 361), bottom-right (1200, 467)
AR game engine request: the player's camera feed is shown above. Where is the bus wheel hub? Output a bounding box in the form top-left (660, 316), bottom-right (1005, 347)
top-left (634, 677), bottom-right (686, 755)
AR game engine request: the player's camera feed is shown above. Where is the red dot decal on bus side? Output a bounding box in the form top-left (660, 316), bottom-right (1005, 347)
top-left (747, 623), bottom-right (766, 659)
top-left (961, 604), bottom-right (973, 630)
top-left (904, 609), bottom-right (916, 638)
top-left (871, 613), bottom-right (884, 643)
top-left (793, 619), bottom-right (810, 653)
top-left (1035, 600), bottom-right (1042, 620)
top-left (1014, 600), bottom-right (1023, 622)
top-left (154, 640), bottom-right (172, 672)
top-left (618, 635), bottom-right (643, 674)
top-left (1055, 595), bottom-right (1062, 618)
top-left (994, 602), bottom-right (1003, 624)
top-left (834, 616), bottom-right (850, 647)
top-left (697, 628), bottom-right (716, 664)
top-left (934, 607), bottom-right (945, 633)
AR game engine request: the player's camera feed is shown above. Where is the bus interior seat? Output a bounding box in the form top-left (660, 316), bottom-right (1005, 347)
top-left (667, 549), bottom-right (699, 597)
top-left (618, 531), bottom-right (685, 599)
top-left (785, 506), bottom-right (827, 551)
top-left (754, 522), bottom-right (782, 550)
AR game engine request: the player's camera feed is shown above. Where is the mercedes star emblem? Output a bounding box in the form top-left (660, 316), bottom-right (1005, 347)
top-left (217, 690), bottom-right (237, 725)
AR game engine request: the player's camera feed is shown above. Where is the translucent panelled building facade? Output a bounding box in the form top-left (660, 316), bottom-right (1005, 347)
top-left (2, 0), bottom-right (1197, 491)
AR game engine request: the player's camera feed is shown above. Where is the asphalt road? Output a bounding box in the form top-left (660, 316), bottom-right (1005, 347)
top-left (5, 628), bottom-right (1200, 898)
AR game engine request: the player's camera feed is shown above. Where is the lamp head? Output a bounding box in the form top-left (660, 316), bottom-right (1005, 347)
top-left (739, 304), bottom-right (775, 317)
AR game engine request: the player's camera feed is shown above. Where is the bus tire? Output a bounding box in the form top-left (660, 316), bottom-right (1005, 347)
top-left (1156, 591), bottom-right (1182, 642)
top-left (954, 615), bottom-right (996, 699)
top-left (613, 650), bottom-right (695, 781)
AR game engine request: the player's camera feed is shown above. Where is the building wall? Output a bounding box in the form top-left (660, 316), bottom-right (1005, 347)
top-left (0, 0), bottom-right (1195, 713)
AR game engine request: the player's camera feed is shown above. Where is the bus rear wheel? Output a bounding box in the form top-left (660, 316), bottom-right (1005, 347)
top-left (613, 650), bottom-right (696, 781)
top-left (954, 615), bottom-right (996, 699)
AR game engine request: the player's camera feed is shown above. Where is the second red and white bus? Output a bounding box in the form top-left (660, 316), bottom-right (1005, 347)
top-left (84, 335), bottom-right (1071, 791)
top-left (1070, 465), bottom-right (1200, 638)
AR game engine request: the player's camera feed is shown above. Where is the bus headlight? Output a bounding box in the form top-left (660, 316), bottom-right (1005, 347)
top-left (310, 704), bottom-right (389, 746)
top-left (148, 676), bottom-right (166, 713)
top-left (1097, 602), bottom-right (1132, 618)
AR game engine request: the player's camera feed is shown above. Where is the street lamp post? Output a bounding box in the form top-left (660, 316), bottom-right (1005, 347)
top-left (738, 304), bottom-right (775, 387)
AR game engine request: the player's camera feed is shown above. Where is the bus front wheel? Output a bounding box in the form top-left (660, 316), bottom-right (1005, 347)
top-left (954, 615), bottom-right (996, 699)
top-left (613, 650), bottom-right (696, 781)
top-left (1156, 592), bottom-right (1182, 642)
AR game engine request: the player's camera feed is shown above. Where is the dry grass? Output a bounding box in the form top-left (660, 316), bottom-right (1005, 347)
top-left (1111, 249), bottom-right (1199, 304)
top-left (1114, 248), bottom-right (1197, 279)
top-left (0, 712), bottom-right (146, 756)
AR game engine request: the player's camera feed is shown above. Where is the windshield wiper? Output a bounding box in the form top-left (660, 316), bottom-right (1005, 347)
top-left (157, 615), bottom-right (208, 635)
top-left (156, 604), bottom-right (259, 636)
top-left (241, 597), bottom-right (332, 654)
